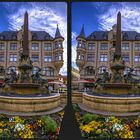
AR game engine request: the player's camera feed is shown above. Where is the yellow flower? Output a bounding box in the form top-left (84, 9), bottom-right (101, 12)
top-left (0, 129), bottom-right (3, 133)
top-left (96, 129), bottom-right (102, 134)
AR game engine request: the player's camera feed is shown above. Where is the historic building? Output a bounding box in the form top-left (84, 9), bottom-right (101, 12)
top-left (0, 12), bottom-right (64, 82)
top-left (76, 24), bottom-right (140, 88)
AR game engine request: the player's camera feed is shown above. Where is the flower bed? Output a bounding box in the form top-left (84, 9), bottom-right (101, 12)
top-left (0, 110), bottom-right (64, 139)
top-left (73, 104), bottom-right (140, 139)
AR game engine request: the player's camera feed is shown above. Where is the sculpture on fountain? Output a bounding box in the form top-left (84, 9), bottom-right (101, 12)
top-left (94, 12), bottom-right (140, 94)
top-left (3, 11), bottom-right (48, 94)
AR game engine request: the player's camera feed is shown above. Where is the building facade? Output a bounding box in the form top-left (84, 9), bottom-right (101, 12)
top-left (0, 16), bottom-right (64, 82)
top-left (76, 24), bottom-right (140, 88)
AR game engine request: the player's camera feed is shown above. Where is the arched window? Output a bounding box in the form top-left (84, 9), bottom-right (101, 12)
top-left (85, 66), bottom-right (95, 75)
top-left (98, 66), bottom-right (107, 74)
top-left (43, 67), bottom-right (54, 76)
top-left (134, 67), bottom-right (140, 76)
top-left (123, 33), bottom-right (128, 40)
top-left (32, 66), bottom-right (40, 74)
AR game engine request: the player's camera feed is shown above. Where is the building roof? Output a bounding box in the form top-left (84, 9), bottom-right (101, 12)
top-left (85, 31), bottom-right (140, 41)
top-left (77, 25), bottom-right (85, 39)
top-left (0, 31), bottom-right (54, 41)
top-left (55, 25), bottom-right (63, 39)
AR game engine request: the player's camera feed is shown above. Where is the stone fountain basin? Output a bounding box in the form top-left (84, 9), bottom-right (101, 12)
top-left (83, 92), bottom-right (140, 114)
top-left (102, 83), bottom-right (132, 88)
top-left (5, 83), bottom-right (46, 94)
top-left (8, 83), bottom-right (41, 88)
top-left (0, 93), bottom-right (60, 113)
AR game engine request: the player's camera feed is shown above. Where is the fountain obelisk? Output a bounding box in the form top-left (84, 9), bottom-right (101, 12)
top-left (22, 11), bottom-right (29, 57)
top-left (110, 11), bottom-right (125, 83)
top-left (115, 11), bottom-right (121, 58)
top-left (18, 11), bottom-right (33, 83)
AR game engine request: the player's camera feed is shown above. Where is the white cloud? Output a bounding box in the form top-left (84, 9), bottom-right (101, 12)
top-left (5, 2), bottom-right (67, 75)
top-left (98, 3), bottom-right (140, 33)
top-left (71, 32), bottom-right (78, 70)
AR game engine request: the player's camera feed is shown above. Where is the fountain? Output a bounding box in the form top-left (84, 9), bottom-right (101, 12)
top-left (81, 12), bottom-right (140, 116)
top-left (0, 12), bottom-right (62, 115)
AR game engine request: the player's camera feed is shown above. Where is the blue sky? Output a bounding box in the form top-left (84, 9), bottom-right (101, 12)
top-left (0, 2), bottom-right (67, 75)
top-left (72, 2), bottom-right (140, 69)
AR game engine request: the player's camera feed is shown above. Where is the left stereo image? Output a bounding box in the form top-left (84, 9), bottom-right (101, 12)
top-left (0, 2), bottom-right (67, 139)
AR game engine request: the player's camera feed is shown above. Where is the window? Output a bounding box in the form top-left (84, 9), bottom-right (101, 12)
top-left (31, 43), bottom-right (39, 50)
top-left (85, 66), bottom-right (95, 75)
top-left (0, 43), bottom-right (4, 50)
top-left (43, 67), bottom-right (54, 76)
top-left (135, 55), bottom-right (140, 62)
top-left (78, 42), bottom-right (82, 47)
top-left (44, 43), bottom-right (52, 51)
top-left (81, 41), bottom-right (85, 48)
top-left (87, 54), bottom-right (94, 61)
top-left (135, 43), bottom-right (140, 51)
top-left (44, 55), bottom-right (52, 62)
top-left (100, 43), bottom-right (108, 50)
top-left (54, 41), bottom-right (62, 49)
top-left (78, 41), bottom-right (85, 48)
top-left (10, 54), bottom-right (17, 62)
top-left (81, 54), bottom-right (84, 60)
top-left (98, 66), bottom-right (107, 74)
top-left (59, 53), bottom-right (63, 60)
top-left (134, 67), bottom-right (140, 76)
top-left (122, 43), bottom-right (129, 51)
top-left (32, 67), bottom-right (39, 74)
top-left (10, 43), bottom-right (17, 50)
top-left (122, 55), bottom-right (129, 62)
top-left (100, 54), bottom-right (108, 61)
top-left (88, 43), bottom-right (95, 50)
top-left (32, 55), bottom-right (39, 62)
top-left (58, 41), bottom-right (62, 48)
top-left (0, 54), bottom-right (4, 62)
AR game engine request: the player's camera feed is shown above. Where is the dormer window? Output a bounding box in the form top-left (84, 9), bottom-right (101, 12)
top-left (123, 33), bottom-right (128, 40)
top-left (12, 34), bottom-right (17, 40)
top-left (103, 33), bottom-right (108, 40)
top-left (32, 34), bottom-right (37, 40)
top-left (135, 33), bottom-right (140, 40)
top-left (0, 36), bottom-right (4, 40)
top-left (92, 34), bottom-right (96, 39)
top-left (44, 35), bottom-right (48, 40)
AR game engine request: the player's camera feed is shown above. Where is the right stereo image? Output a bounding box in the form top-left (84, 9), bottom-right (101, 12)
top-left (72, 2), bottom-right (140, 139)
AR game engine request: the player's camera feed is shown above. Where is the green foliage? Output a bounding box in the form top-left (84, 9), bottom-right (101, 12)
top-left (82, 113), bottom-right (99, 124)
top-left (41, 116), bottom-right (57, 134)
top-left (0, 129), bottom-right (12, 138)
top-left (72, 104), bottom-right (79, 112)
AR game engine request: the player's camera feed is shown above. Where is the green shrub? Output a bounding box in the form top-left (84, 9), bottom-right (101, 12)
top-left (82, 113), bottom-right (99, 124)
top-left (41, 116), bottom-right (57, 134)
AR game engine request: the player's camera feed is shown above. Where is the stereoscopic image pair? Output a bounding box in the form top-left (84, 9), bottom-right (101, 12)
top-left (0, 1), bottom-right (140, 139)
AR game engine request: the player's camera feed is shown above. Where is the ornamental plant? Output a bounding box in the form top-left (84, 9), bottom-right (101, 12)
top-left (41, 116), bottom-right (57, 134)
top-left (82, 113), bottom-right (99, 124)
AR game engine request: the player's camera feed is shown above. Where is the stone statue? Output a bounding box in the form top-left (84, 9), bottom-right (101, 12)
top-left (4, 69), bottom-right (18, 84)
top-left (32, 68), bottom-right (48, 85)
top-left (95, 69), bottom-right (111, 86)
top-left (124, 68), bottom-right (139, 84)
